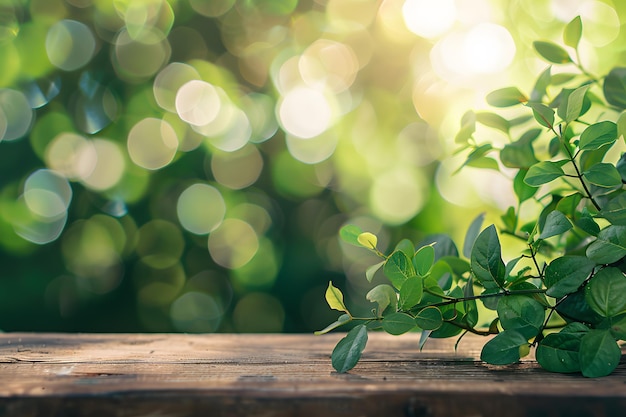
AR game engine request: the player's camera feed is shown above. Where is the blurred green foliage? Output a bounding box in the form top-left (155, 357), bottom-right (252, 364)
top-left (0, 0), bottom-right (624, 333)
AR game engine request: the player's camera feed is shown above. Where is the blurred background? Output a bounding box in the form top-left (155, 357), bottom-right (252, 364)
top-left (0, 0), bottom-right (624, 333)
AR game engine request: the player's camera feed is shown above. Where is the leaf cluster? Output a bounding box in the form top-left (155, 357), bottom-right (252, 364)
top-left (318, 17), bottom-right (626, 377)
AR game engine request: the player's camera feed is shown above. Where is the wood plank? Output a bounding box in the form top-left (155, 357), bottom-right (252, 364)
top-left (0, 332), bottom-right (624, 416)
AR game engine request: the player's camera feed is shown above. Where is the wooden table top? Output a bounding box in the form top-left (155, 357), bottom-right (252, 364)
top-left (0, 332), bottom-right (624, 416)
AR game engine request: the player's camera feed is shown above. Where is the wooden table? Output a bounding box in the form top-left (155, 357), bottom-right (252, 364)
top-left (0, 332), bottom-right (624, 416)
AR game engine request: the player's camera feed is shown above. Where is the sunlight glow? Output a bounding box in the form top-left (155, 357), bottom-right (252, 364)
top-left (402, 0), bottom-right (456, 39)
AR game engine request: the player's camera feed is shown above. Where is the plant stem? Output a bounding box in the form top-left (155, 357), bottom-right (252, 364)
top-left (421, 287), bottom-right (546, 309)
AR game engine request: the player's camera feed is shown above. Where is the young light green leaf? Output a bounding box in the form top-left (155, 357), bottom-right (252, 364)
top-left (598, 193), bottom-right (626, 226)
top-left (455, 110), bottom-right (476, 144)
top-left (586, 226), bottom-right (626, 264)
top-left (524, 161), bottom-right (566, 186)
top-left (480, 329), bottom-right (528, 365)
top-left (331, 324), bottom-right (368, 373)
top-left (565, 84), bottom-right (590, 123)
top-left (325, 281), bottom-right (349, 313)
top-left (579, 121), bottom-right (618, 151)
top-left (463, 213), bottom-right (485, 258)
top-left (470, 225), bottom-right (506, 290)
top-left (413, 244), bottom-right (435, 277)
top-left (603, 67), bottom-right (626, 110)
top-left (384, 250), bottom-right (417, 289)
top-left (399, 276), bottom-right (423, 310)
top-left (533, 40), bottom-right (572, 64)
top-left (476, 111), bottom-right (510, 133)
top-left (579, 329), bottom-right (621, 377)
top-left (415, 306), bottom-right (443, 331)
top-left (539, 210), bottom-right (573, 239)
top-left (617, 111), bottom-right (626, 140)
top-left (563, 16), bottom-right (582, 48)
top-left (545, 255), bottom-right (595, 299)
top-left (315, 314), bottom-right (352, 335)
top-left (366, 284), bottom-right (397, 315)
top-left (486, 87), bottom-right (527, 107)
top-left (530, 66), bottom-right (552, 102)
top-left (527, 102), bottom-right (555, 128)
top-left (497, 295), bottom-right (545, 339)
top-left (583, 163), bottom-right (622, 188)
top-left (536, 332), bottom-right (582, 373)
top-left (357, 232), bottom-right (378, 249)
top-left (365, 260), bottom-right (385, 283)
top-left (382, 312), bottom-right (417, 335)
top-left (455, 143), bottom-right (495, 174)
top-left (339, 224), bottom-right (363, 246)
top-left (585, 267), bottom-right (626, 318)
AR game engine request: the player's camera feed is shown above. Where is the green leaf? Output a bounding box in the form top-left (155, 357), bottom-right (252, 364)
top-left (555, 193), bottom-right (582, 218)
top-left (357, 232), bottom-right (378, 249)
top-left (527, 102), bottom-right (555, 128)
top-left (617, 111), bottom-right (626, 140)
top-left (598, 194), bottom-right (626, 226)
top-left (579, 329), bottom-right (621, 377)
top-left (395, 239), bottom-right (415, 259)
top-left (556, 287), bottom-right (604, 326)
top-left (463, 276), bottom-right (478, 327)
top-left (384, 250), bottom-right (417, 289)
top-left (365, 260), bottom-right (385, 283)
top-left (382, 312), bottom-right (417, 335)
top-left (608, 314), bottom-right (626, 340)
top-left (524, 161), bottom-right (566, 186)
top-left (480, 330), bottom-right (528, 365)
top-left (315, 314), bottom-right (352, 335)
top-left (603, 67), bottom-right (626, 110)
top-left (500, 206), bottom-right (516, 233)
top-left (486, 87), bottom-right (527, 107)
top-left (586, 226), bottom-right (626, 264)
top-left (455, 110), bottom-right (476, 144)
top-left (463, 213), bottom-right (485, 258)
top-left (539, 210), bottom-right (573, 239)
top-left (565, 84), bottom-right (590, 123)
top-left (514, 170), bottom-right (537, 203)
top-left (476, 111), bottom-right (510, 133)
top-left (415, 306), bottom-right (443, 330)
top-left (456, 144), bottom-right (498, 173)
top-left (530, 66), bottom-right (552, 102)
top-left (366, 284), bottom-right (397, 315)
top-left (501, 141), bottom-right (539, 169)
top-left (497, 295), bottom-right (545, 339)
top-left (533, 40), bottom-right (572, 64)
top-left (339, 224), bottom-right (363, 246)
top-left (576, 208), bottom-right (600, 236)
top-left (413, 245), bottom-right (435, 277)
top-left (583, 163), bottom-right (622, 188)
top-left (325, 282), bottom-right (349, 313)
top-left (563, 16), bottom-right (582, 48)
top-left (536, 332), bottom-right (583, 373)
top-left (545, 255), bottom-right (595, 299)
top-left (331, 324), bottom-right (368, 373)
top-left (585, 267), bottom-right (626, 318)
top-left (579, 121), bottom-right (618, 151)
top-left (399, 277), bottom-right (423, 310)
top-left (470, 225), bottom-right (505, 290)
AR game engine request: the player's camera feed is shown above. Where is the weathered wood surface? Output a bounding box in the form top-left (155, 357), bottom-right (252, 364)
top-left (0, 332), bottom-right (624, 417)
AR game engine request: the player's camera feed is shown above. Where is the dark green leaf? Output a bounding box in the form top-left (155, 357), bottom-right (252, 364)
top-left (399, 277), bottom-right (423, 310)
top-left (565, 84), bottom-right (590, 123)
top-left (480, 330), bottom-right (528, 365)
top-left (536, 332), bottom-right (583, 373)
top-left (583, 163), bottom-right (622, 188)
top-left (384, 250), bottom-right (417, 289)
top-left (486, 87), bottom-right (527, 107)
top-left (315, 314), bottom-right (352, 335)
top-left (514, 170), bottom-right (537, 203)
top-left (579, 121), bottom-right (618, 151)
top-left (598, 194), bottom-right (626, 226)
top-left (603, 67), bottom-right (626, 110)
top-left (382, 312), bottom-right (417, 335)
top-left (331, 324), bottom-right (368, 373)
top-left (415, 306), bottom-right (443, 330)
top-left (365, 260), bottom-right (385, 283)
top-left (497, 295), bottom-right (545, 339)
top-left (470, 225), bottom-right (505, 290)
top-left (413, 245), bottom-right (435, 277)
top-left (545, 255), bottom-right (595, 298)
top-left (563, 16), bottom-right (582, 49)
top-left (539, 210), bottom-right (573, 239)
top-left (527, 102), bottom-right (555, 128)
top-left (463, 213), bottom-right (485, 258)
top-left (579, 329), bottom-right (621, 377)
top-left (586, 226), bottom-right (626, 264)
top-left (576, 208), bottom-right (600, 236)
top-left (524, 161), bottom-right (566, 186)
top-left (339, 224), bottom-right (363, 246)
top-left (608, 314), bottom-right (626, 339)
top-left (366, 284), bottom-right (397, 315)
top-left (585, 267), bottom-right (626, 318)
top-left (420, 234), bottom-right (459, 260)
top-left (533, 40), bottom-right (572, 64)
top-left (555, 193), bottom-right (582, 218)
top-left (556, 287), bottom-right (605, 325)
top-left (500, 206), bottom-right (516, 233)
top-left (463, 276), bottom-right (478, 327)
top-left (476, 111), bottom-right (510, 133)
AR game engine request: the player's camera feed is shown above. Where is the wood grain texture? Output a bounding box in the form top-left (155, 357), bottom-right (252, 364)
top-left (0, 332), bottom-right (624, 417)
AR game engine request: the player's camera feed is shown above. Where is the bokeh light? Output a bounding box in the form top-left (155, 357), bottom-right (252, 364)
top-left (176, 183), bottom-right (226, 235)
top-left (46, 19), bottom-right (96, 71)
